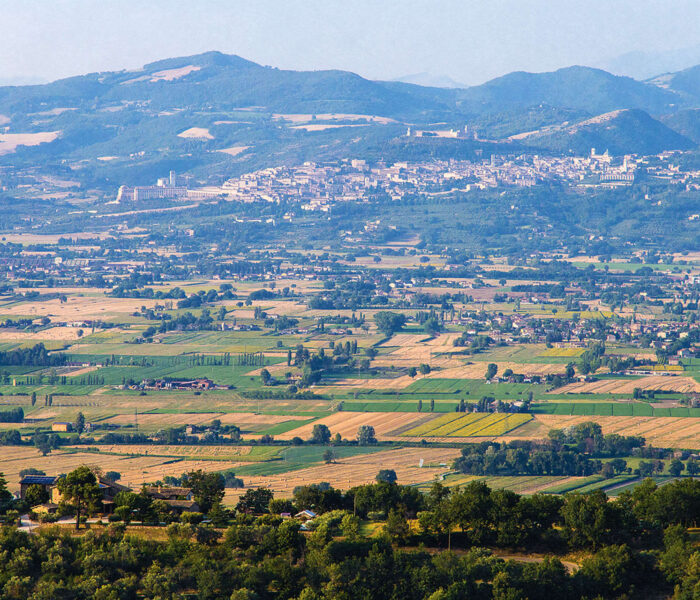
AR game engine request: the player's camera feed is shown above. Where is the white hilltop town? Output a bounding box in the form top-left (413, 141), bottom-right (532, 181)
top-left (114, 146), bottom-right (700, 212)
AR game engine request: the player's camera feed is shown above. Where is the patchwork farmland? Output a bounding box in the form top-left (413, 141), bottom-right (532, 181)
top-left (0, 238), bottom-right (698, 505)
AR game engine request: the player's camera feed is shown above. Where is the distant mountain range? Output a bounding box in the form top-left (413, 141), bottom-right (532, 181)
top-left (600, 44), bottom-right (700, 81)
top-left (2, 51), bottom-right (700, 187)
top-left (391, 72), bottom-right (467, 89)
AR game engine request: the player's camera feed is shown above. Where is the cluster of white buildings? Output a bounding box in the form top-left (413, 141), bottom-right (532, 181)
top-left (116, 171), bottom-right (222, 202)
top-left (115, 148), bottom-right (700, 210)
top-left (215, 151), bottom-right (643, 210)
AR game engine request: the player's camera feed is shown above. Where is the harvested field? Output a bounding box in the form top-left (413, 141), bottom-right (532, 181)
top-left (554, 376), bottom-right (700, 395)
top-left (150, 65), bottom-right (200, 81)
top-left (435, 362), bottom-right (565, 378)
top-left (66, 365), bottom-right (101, 377)
top-left (0, 131), bottom-right (59, 155)
top-left (0, 326), bottom-right (99, 341)
top-left (292, 123), bottom-right (369, 131)
top-left (276, 411), bottom-right (430, 441)
top-left (217, 145), bottom-right (250, 156)
top-left (314, 375), bottom-right (416, 391)
top-left (245, 364), bottom-right (301, 377)
top-left (272, 113), bottom-right (397, 124)
top-left (0, 447), bottom-right (243, 492)
top-left (0, 233), bottom-right (112, 245)
top-left (380, 334), bottom-right (432, 347)
top-left (372, 354), bottom-right (463, 369)
top-left (531, 415), bottom-right (700, 448)
top-left (438, 474), bottom-right (580, 495)
top-left (424, 333), bottom-right (463, 348)
top-left (102, 411), bottom-right (310, 429)
top-left (0, 296), bottom-right (158, 321)
top-left (177, 127), bottom-right (213, 139)
top-left (225, 447), bottom-right (459, 499)
top-left (62, 445), bottom-right (277, 462)
top-left (321, 359), bottom-right (566, 391)
top-left (103, 413), bottom-right (225, 427)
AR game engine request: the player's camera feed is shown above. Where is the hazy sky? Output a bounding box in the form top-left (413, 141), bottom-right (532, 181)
top-left (2, 0), bottom-right (700, 85)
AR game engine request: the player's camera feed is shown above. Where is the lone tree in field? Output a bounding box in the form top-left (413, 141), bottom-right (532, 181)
top-left (323, 449), bottom-right (336, 464)
top-left (423, 316), bottom-right (441, 336)
top-left (75, 412), bottom-right (85, 434)
top-left (357, 425), bottom-right (377, 446)
top-left (485, 363), bottom-right (498, 380)
top-left (311, 424), bottom-right (332, 444)
top-left (57, 466), bottom-right (102, 530)
top-left (376, 469), bottom-right (398, 484)
top-left (374, 311), bottom-right (406, 338)
top-left (260, 368), bottom-right (272, 386)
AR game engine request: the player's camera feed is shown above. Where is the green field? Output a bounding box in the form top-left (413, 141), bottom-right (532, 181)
top-left (532, 402), bottom-right (700, 417)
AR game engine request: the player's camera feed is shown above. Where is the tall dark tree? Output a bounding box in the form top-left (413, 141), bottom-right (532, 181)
top-left (184, 470), bottom-right (225, 514)
top-left (57, 466), bottom-right (102, 530)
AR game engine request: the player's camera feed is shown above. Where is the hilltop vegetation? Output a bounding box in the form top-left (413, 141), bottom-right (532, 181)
top-left (517, 109), bottom-right (695, 155)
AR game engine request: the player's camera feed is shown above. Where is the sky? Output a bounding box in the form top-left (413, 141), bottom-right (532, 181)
top-left (2, 0), bottom-right (700, 86)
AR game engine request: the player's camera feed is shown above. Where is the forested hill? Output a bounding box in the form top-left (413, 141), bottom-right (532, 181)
top-left (513, 108), bottom-right (696, 155)
top-left (0, 51), bottom-right (457, 121)
top-left (0, 52), bottom-right (695, 120)
top-left (1, 51), bottom-right (700, 186)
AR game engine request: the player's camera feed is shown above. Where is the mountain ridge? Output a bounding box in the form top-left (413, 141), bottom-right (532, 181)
top-left (1, 51), bottom-right (699, 186)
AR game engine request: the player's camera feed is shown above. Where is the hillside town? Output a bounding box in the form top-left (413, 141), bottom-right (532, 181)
top-left (108, 148), bottom-right (700, 212)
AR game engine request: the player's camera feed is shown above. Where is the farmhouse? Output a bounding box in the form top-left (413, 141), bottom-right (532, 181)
top-left (19, 475), bottom-right (59, 499)
top-left (144, 485), bottom-right (195, 501)
top-left (142, 378), bottom-right (217, 390)
top-left (295, 509), bottom-right (317, 521)
top-left (51, 477), bottom-right (132, 514)
top-left (144, 486), bottom-right (200, 513)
